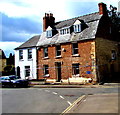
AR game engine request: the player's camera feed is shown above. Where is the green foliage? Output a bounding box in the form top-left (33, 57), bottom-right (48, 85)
top-left (2, 65), bottom-right (15, 76)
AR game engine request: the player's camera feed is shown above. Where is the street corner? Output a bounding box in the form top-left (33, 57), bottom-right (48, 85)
top-left (62, 93), bottom-right (119, 114)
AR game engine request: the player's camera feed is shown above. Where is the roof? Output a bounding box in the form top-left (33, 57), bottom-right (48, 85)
top-left (15, 35), bottom-right (40, 50)
top-left (37, 12), bottom-right (102, 46)
top-left (55, 12), bottom-right (101, 29)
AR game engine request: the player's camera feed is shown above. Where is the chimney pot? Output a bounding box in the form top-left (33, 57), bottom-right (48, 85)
top-left (50, 13), bottom-right (53, 17)
top-left (43, 13), bottom-right (55, 32)
top-left (98, 2), bottom-right (107, 15)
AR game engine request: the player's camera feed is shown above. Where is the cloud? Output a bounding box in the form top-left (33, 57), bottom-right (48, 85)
top-left (0, 41), bottom-right (23, 57)
top-left (1, 13), bottom-right (41, 42)
top-left (0, 0), bottom-right (119, 57)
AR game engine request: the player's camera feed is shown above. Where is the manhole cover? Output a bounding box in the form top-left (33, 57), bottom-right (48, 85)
top-left (64, 94), bottom-right (75, 97)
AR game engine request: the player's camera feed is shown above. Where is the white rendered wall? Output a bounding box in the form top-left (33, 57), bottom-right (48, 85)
top-left (15, 48), bottom-right (37, 79)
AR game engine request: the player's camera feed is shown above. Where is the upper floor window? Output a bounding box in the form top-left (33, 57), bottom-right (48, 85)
top-left (73, 20), bottom-right (81, 33)
top-left (72, 43), bottom-right (78, 55)
top-left (19, 50), bottom-right (23, 60)
top-left (60, 28), bottom-right (70, 35)
top-left (56, 45), bottom-right (61, 57)
top-left (73, 24), bottom-right (81, 33)
top-left (46, 30), bottom-right (52, 38)
top-left (46, 26), bottom-right (53, 38)
top-left (28, 49), bottom-right (32, 59)
top-left (44, 47), bottom-right (48, 58)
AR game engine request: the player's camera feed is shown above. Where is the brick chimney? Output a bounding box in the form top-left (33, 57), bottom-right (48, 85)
top-left (98, 2), bottom-right (108, 15)
top-left (43, 13), bottom-right (55, 32)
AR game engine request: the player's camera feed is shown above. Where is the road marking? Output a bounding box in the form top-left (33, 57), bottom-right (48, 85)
top-left (67, 101), bottom-right (72, 106)
top-left (53, 92), bottom-right (57, 95)
top-left (61, 95), bottom-right (86, 114)
top-left (45, 90), bottom-right (50, 92)
top-left (59, 95), bottom-right (64, 99)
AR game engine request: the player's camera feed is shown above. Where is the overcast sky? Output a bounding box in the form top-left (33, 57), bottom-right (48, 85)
top-left (0, 0), bottom-right (119, 57)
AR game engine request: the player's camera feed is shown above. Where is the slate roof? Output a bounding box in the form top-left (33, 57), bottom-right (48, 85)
top-left (15, 35), bottom-right (40, 49)
top-left (55, 12), bottom-right (101, 29)
top-left (37, 12), bottom-right (102, 47)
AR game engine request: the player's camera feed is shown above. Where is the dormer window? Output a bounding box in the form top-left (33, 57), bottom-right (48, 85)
top-left (46, 26), bottom-right (52, 38)
top-left (73, 20), bottom-right (81, 33)
top-left (60, 27), bottom-right (70, 35)
top-left (46, 30), bottom-right (52, 38)
top-left (73, 24), bottom-right (81, 33)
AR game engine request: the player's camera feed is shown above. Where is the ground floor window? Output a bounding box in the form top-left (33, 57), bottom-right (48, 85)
top-left (72, 63), bottom-right (80, 75)
top-left (25, 66), bottom-right (30, 77)
top-left (43, 65), bottom-right (49, 76)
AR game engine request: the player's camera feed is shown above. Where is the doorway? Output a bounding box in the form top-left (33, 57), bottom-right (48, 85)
top-left (55, 62), bottom-right (61, 82)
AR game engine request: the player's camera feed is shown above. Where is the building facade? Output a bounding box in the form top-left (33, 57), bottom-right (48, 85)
top-left (36, 3), bottom-right (120, 84)
top-left (15, 2), bottom-right (120, 83)
top-left (15, 35), bottom-right (40, 79)
top-left (0, 49), bottom-right (7, 76)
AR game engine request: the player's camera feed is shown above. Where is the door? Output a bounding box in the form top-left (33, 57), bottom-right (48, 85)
top-left (16, 66), bottom-right (20, 77)
top-left (55, 62), bottom-right (61, 82)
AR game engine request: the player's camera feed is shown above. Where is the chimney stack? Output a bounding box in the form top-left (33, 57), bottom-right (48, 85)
top-left (98, 2), bottom-right (108, 15)
top-left (43, 13), bottom-right (55, 32)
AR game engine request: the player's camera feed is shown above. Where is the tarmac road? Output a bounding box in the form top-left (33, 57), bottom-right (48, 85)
top-left (1, 87), bottom-right (118, 113)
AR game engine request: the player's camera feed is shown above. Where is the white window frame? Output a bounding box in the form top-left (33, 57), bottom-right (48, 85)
top-left (25, 66), bottom-right (30, 77)
top-left (73, 24), bottom-right (81, 33)
top-left (19, 50), bottom-right (23, 60)
top-left (56, 45), bottom-right (61, 57)
top-left (43, 65), bottom-right (49, 76)
top-left (28, 49), bottom-right (32, 60)
top-left (44, 47), bottom-right (48, 58)
top-left (46, 30), bottom-right (52, 38)
top-left (60, 27), bottom-right (70, 35)
top-left (72, 43), bottom-right (78, 55)
top-left (72, 63), bottom-right (80, 75)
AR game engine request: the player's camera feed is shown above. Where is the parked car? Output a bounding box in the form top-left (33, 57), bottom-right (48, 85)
top-left (0, 75), bottom-right (28, 88)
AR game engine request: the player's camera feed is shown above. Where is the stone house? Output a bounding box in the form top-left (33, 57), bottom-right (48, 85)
top-left (0, 49), bottom-right (7, 76)
top-left (36, 3), bottom-right (120, 84)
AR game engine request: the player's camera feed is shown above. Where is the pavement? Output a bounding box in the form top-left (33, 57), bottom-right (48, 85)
top-left (62, 93), bottom-right (119, 114)
top-left (30, 83), bottom-right (120, 88)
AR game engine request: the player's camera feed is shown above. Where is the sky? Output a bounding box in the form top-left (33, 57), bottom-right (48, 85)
top-left (0, 0), bottom-right (119, 57)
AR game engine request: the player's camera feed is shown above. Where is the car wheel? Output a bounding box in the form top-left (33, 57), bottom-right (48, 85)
top-left (13, 84), bottom-right (17, 88)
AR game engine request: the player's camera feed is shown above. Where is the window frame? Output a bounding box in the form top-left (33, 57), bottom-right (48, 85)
top-left (72, 43), bottom-right (78, 55)
top-left (72, 63), bottom-right (80, 75)
top-left (46, 30), bottom-right (52, 38)
top-left (56, 45), bottom-right (61, 57)
top-left (60, 28), bottom-right (70, 35)
top-left (43, 47), bottom-right (48, 58)
top-left (43, 65), bottom-right (49, 76)
top-left (19, 50), bottom-right (23, 60)
top-left (111, 50), bottom-right (116, 60)
top-left (73, 24), bottom-right (81, 33)
top-left (25, 66), bottom-right (30, 77)
top-left (28, 49), bottom-right (32, 60)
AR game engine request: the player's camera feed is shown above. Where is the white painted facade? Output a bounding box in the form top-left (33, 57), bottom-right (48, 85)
top-left (15, 48), bottom-right (37, 79)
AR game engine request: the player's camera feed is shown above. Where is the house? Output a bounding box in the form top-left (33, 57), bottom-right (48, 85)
top-left (0, 49), bottom-right (7, 76)
top-left (36, 2), bottom-right (120, 84)
top-left (14, 2), bottom-right (120, 83)
top-left (15, 35), bottom-right (40, 79)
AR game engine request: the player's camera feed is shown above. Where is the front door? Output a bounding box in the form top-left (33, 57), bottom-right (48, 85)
top-left (55, 62), bottom-right (61, 82)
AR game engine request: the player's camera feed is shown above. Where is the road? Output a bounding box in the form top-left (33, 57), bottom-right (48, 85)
top-left (1, 87), bottom-right (118, 113)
